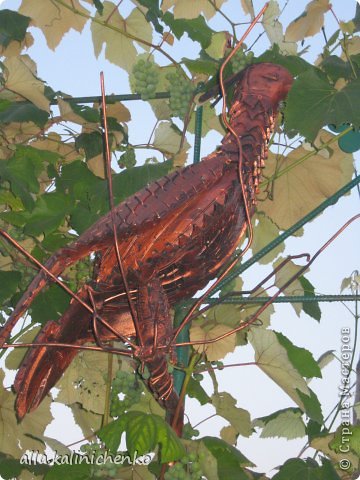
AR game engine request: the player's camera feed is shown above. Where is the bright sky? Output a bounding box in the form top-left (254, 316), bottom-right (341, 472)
top-left (1, 0), bottom-right (360, 477)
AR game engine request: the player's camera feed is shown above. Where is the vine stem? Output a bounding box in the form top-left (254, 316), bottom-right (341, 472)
top-left (262, 126), bottom-right (354, 186)
top-left (171, 353), bottom-right (201, 433)
top-left (53, 0), bottom-right (183, 70)
top-left (102, 350), bottom-right (114, 428)
top-left (159, 353), bottom-right (200, 479)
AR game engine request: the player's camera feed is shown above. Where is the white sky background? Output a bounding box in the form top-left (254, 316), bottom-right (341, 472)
top-left (0, 0), bottom-right (360, 477)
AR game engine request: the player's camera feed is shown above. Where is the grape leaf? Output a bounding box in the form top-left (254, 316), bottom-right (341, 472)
top-left (0, 10), bottom-right (30, 47)
top-left (188, 103), bottom-right (224, 137)
top-left (275, 332), bottom-right (322, 378)
top-left (297, 388), bottom-right (323, 424)
top-left (184, 440), bottom-right (219, 480)
top-left (273, 257), bottom-right (305, 316)
top-left (285, 0), bottom-right (331, 42)
top-left (98, 411), bottom-right (185, 463)
top-left (162, 13), bottom-right (213, 49)
top-left (56, 350), bottom-right (110, 414)
top-left (248, 328), bottom-right (311, 409)
top-left (205, 32), bottom-right (229, 60)
top-left (0, 271), bottom-right (21, 303)
top-left (329, 424), bottom-right (360, 456)
top-left (262, 0), bottom-right (297, 55)
top-left (272, 458), bottom-right (341, 480)
top-left (259, 133), bottom-right (354, 230)
top-left (23, 192), bottom-right (73, 236)
top-left (3, 55), bottom-right (50, 112)
top-left (241, 0), bottom-right (255, 18)
top-left (202, 437), bottom-right (253, 479)
top-left (251, 213), bottom-right (285, 264)
top-left (212, 392), bottom-right (252, 437)
top-left (182, 57), bottom-right (219, 76)
top-left (153, 121), bottom-right (190, 155)
top-left (311, 433), bottom-right (359, 471)
top-left (19, 0), bottom-right (89, 50)
top-left (75, 131), bottom-right (103, 160)
top-left (299, 276), bottom-right (321, 321)
top-left (321, 55), bottom-right (355, 82)
top-left (317, 350), bottom-right (335, 370)
top-left (285, 70), bottom-right (360, 141)
top-left (161, 0), bottom-right (226, 21)
top-left (187, 377), bottom-right (211, 405)
top-left (220, 425), bottom-right (238, 445)
top-left (0, 101), bottom-right (49, 127)
top-left (91, 3), bottom-right (153, 73)
top-left (0, 370), bottom-right (52, 457)
top-left (30, 284), bottom-right (71, 324)
top-left (5, 326), bottom-right (40, 370)
top-left (254, 408), bottom-right (306, 439)
top-left (257, 44), bottom-right (313, 76)
top-left (44, 464), bottom-right (91, 480)
top-left (70, 403), bottom-right (102, 438)
top-left (190, 324), bottom-right (236, 361)
top-left (31, 133), bottom-right (80, 163)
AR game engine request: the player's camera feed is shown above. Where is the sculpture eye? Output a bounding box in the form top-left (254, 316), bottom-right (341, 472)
top-left (263, 73), bottom-right (279, 81)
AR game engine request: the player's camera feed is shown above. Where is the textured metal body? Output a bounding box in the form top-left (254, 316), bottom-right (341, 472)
top-left (0, 63), bottom-right (293, 429)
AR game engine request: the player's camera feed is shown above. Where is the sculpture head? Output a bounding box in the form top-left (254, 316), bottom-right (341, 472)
top-left (238, 62), bottom-right (293, 107)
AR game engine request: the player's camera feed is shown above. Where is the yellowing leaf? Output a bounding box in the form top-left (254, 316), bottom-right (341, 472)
top-left (87, 154), bottom-right (106, 178)
top-left (31, 133), bottom-right (80, 163)
top-left (19, 0), bottom-right (89, 50)
top-left (106, 102), bottom-right (131, 123)
top-left (262, 0), bottom-right (297, 55)
top-left (70, 403), bottom-right (102, 438)
top-left (285, 0), bottom-right (331, 42)
top-left (205, 32), bottom-right (229, 59)
top-left (212, 392), bottom-right (252, 437)
top-left (0, 371), bottom-right (53, 458)
top-left (254, 409), bottom-right (306, 439)
top-left (273, 257), bottom-right (305, 316)
top-left (58, 98), bottom-right (88, 125)
top-left (341, 36), bottom-right (360, 58)
top-left (0, 32), bottom-right (34, 57)
top-left (251, 213), bottom-right (285, 264)
top-left (163, 32), bottom-right (174, 45)
top-left (3, 55), bottom-right (50, 112)
top-left (161, 0), bottom-right (226, 20)
top-left (173, 148), bottom-right (189, 167)
top-left (311, 434), bottom-right (359, 469)
top-left (56, 350), bottom-right (112, 414)
top-left (5, 326), bottom-right (41, 370)
top-left (317, 350), bottom-right (335, 370)
top-left (91, 3), bottom-right (153, 73)
top-left (188, 103), bottom-right (224, 137)
top-left (241, 0), bottom-right (255, 18)
top-left (249, 328), bottom-right (310, 409)
top-left (259, 133), bottom-right (354, 230)
top-left (153, 121), bottom-right (190, 155)
top-left (190, 323), bottom-right (236, 361)
top-left (220, 425), bottom-right (238, 445)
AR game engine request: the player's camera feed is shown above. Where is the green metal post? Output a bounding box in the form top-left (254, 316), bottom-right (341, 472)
top-left (193, 106), bottom-right (203, 164)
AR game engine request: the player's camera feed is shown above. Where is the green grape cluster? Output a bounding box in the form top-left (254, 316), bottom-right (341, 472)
top-left (110, 370), bottom-right (143, 417)
top-left (132, 59), bottom-right (159, 100)
top-left (166, 72), bottom-right (193, 120)
top-left (80, 443), bottom-right (117, 478)
top-left (231, 48), bottom-right (255, 72)
top-left (164, 453), bottom-right (204, 480)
